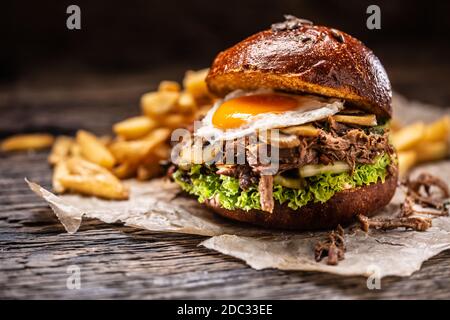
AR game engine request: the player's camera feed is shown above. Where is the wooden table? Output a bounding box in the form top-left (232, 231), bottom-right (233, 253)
top-left (1, 69), bottom-right (450, 299)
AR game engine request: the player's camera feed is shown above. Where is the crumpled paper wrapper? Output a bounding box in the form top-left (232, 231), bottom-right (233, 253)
top-left (27, 93), bottom-right (450, 278)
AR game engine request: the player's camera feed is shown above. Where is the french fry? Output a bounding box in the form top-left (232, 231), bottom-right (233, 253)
top-left (141, 91), bottom-right (179, 117)
top-left (137, 164), bottom-right (162, 181)
top-left (48, 136), bottom-right (73, 165)
top-left (177, 91), bottom-right (197, 114)
top-left (142, 127), bottom-right (171, 144)
top-left (66, 157), bottom-right (111, 176)
top-left (141, 144), bottom-right (170, 166)
top-left (52, 160), bottom-right (70, 193)
top-left (70, 142), bottom-right (81, 157)
top-left (140, 129), bottom-right (171, 163)
top-left (133, 143), bottom-right (171, 180)
top-left (152, 143), bottom-right (171, 160)
top-left (113, 116), bottom-right (157, 140)
top-left (158, 80), bottom-right (181, 92)
top-left (163, 114), bottom-right (187, 129)
top-left (398, 150), bottom-right (417, 177)
top-left (414, 142), bottom-right (449, 163)
top-left (389, 119), bottom-right (402, 132)
top-left (332, 114), bottom-right (377, 126)
top-left (98, 135), bottom-right (113, 146)
top-left (423, 116), bottom-right (450, 143)
top-left (76, 130), bottom-right (116, 169)
top-left (59, 175), bottom-right (129, 200)
top-left (61, 157), bottom-right (129, 199)
top-left (109, 140), bottom-right (151, 164)
top-left (112, 162), bottom-right (138, 179)
top-left (281, 125), bottom-right (320, 136)
top-left (1, 134), bottom-right (54, 151)
top-left (183, 69), bottom-right (209, 99)
top-left (109, 128), bottom-right (170, 164)
top-left (391, 122), bottom-right (425, 151)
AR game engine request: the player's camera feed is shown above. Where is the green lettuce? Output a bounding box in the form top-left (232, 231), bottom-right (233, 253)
top-left (173, 153), bottom-right (392, 211)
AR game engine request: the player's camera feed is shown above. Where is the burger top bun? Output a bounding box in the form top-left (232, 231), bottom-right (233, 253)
top-left (206, 16), bottom-right (392, 119)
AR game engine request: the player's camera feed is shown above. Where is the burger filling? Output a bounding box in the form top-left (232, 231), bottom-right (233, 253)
top-left (170, 92), bottom-right (396, 213)
top-left (172, 153), bottom-right (392, 212)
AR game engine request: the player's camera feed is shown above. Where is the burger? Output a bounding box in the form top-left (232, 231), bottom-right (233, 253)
top-left (170, 16), bottom-right (397, 230)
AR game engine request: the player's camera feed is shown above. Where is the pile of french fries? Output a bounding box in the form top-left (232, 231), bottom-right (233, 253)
top-left (391, 116), bottom-right (450, 177)
top-left (0, 69), bottom-right (214, 200)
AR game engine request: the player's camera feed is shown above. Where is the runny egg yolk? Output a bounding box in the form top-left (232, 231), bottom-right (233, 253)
top-left (212, 94), bottom-right (298, 130)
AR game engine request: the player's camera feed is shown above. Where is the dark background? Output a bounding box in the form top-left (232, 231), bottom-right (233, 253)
top-left (6, 0), bottom-right (450, 106)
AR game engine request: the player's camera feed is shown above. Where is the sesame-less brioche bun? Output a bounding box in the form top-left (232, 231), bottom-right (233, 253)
top-left (206, 19), bottom-right (392, 119)
top-left (204, 166), bottom-right (397, 230)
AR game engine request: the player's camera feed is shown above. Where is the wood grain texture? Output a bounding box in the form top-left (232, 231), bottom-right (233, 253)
top-left (1, 71), bottom-right (449, 299)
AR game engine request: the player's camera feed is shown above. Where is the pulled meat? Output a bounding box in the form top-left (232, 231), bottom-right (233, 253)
top-left (355, 173), bottom-right (448, 233)
top-left (250, 128), bottom-right (392, 174)
top-left (404, 173), bottom-right (449, 197)
top-left (357, 214), bottom-right (432, 232)
top-left (258, 175), bottom-right (274, 213)
top-left (314, 225), bottom-right (346, 265)
top-left (216, 164), bottom-right (259, 190)
top-left (297, 137), bottom-right (318, 165)
top-left (401, 196), bottom-right (448, 217)
top-left (326, 116), bottom-right (352, 136)
top-left (200, 114), bottom-right (392, 176)
top-left (316, 129), bottom-right (393, 171)
top-left (401, 173), bottom-right (449, 216)
top-left (402, 173), bottom-right (449, 210)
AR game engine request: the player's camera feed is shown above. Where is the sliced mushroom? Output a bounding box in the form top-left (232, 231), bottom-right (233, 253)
top-left (258, 130), bottom-right (301, 148)
top-left (176, 138), bottom-right (222, 166)
top-left (332, 114), bottom-right (377, 126)
top-left (281, 124), bottom-right (320, 137)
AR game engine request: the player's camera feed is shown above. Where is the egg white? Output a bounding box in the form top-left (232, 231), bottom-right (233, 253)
top-left (194, 89), bottom-right (344, 142)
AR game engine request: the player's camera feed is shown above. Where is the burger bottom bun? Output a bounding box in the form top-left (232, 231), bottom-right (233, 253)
top-left (204, 167), bottom-right (398, 230)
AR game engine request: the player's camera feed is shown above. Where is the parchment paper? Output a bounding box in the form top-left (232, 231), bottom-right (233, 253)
top-left (27, 93), bottom-right (450, 278)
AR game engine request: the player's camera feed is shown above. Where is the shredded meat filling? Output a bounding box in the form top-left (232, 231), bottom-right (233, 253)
top-left (315, 129), bottom-right (393, 171)
top-left (216, 164), bottom-right (259, 191)
top-left (258, 175), bottom-right (274, 213)
top-left (249, 128), bottom-right (392, 174)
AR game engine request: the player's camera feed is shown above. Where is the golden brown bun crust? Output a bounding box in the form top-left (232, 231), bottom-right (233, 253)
top-left (207, 24), bottom-right (392, 118)
top-left (204, 167), bottom-right (398, 230)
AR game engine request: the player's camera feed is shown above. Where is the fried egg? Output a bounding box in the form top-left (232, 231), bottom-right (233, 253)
top-left (195, 89), bottom-right (344, 142)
